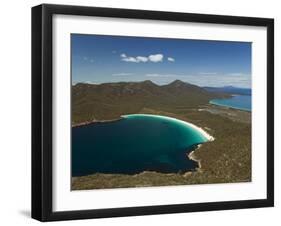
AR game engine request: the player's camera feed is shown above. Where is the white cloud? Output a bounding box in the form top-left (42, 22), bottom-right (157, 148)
top-left (120, 53), bottom-right (140, 62)
top-left (227, 73), bottom-right (245, 76)
top-left (121, 57), bottom-right (139, 63)
top-left (83, 56), bottom-right (94, 63)
top-left (84, 81), bottom-right (98, 84)
top-left (112, 73), bottom-right (134, 76)
top-left (145, 73), bottom-right (177, 78)
top-left (143, 73), bottom-right (251, 88)
top-left (145, 74), bottom-right (160, 77)
top-left (199, 72), bottom-right (217, 75)
top-left (148, 54), bottom-right (163, 62)
top-left (167, 57), bottom-right (175, 62)
top-left (136, 56), bottom-right (148, 62)
top-left (120, 53), bottom-right (164, 63)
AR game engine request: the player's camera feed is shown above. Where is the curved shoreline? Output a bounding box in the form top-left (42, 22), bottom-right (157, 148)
top-left (72, 118), bottom-right (122, 128)
top-left (72, 143), bottom-right (205, 190)
top-left (209, 100), bottom-right (251, 112)
top-left (73, 114), bottom-right (213, 176)
top-left (73, 114), bottom-right (214, 143)
top-left (122, 114), bottom-right (214, 142)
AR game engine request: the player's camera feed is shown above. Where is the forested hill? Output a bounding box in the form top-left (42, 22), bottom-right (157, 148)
top-left (72, 80), bottom-right (229, 123)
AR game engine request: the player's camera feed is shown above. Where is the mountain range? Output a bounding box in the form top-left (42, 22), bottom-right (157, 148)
top-left (72, 80), bottom-right (229, 123)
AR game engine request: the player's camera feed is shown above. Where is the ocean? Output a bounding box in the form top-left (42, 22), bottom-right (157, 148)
top-left (210, 95), bottom-right (251, 112)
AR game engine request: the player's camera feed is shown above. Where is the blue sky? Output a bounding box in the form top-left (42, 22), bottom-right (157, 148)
top-left (71, 34), bottom-right (251, 88)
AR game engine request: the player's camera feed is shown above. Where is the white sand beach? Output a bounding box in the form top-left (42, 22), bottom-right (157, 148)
top-left (122, 114), bottom-right (214, 142)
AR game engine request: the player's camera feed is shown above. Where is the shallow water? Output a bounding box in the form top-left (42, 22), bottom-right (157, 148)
top-left (72, 114), bottom-right (210, 176)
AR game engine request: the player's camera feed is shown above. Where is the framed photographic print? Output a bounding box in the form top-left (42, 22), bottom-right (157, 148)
top-left (32, 4), bottom-right (274, 221)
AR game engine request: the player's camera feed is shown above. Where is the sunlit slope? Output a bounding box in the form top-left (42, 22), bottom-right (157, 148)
top-left (72, 80), bottom-right (229, 123)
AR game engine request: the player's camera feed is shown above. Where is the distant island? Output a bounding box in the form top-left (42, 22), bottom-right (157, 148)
top-left (204, 86), bottom-right (252, 96)
top-left (72, 80), bottom-right (251, 190)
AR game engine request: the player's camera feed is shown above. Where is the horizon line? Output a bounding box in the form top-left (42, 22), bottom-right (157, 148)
top-left (72, 79), bottom-right (252, 89)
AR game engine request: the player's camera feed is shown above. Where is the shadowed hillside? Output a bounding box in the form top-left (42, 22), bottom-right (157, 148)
top-left (72, 80), bottom-right (229, 124)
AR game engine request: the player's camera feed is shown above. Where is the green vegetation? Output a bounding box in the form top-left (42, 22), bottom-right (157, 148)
top-left (71, 80), bottom-right (251, 190)
top-left (72, 80), bottom-right (229, 124)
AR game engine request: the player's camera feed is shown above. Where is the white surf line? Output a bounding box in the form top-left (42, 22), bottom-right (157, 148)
top-left (121, 114), bottom-right (215, 142)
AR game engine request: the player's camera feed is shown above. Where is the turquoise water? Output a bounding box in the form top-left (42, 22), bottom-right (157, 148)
top-left (72, 114), bottom-right (211, 176)
top-left (210, 95), bottom-right (251, 111)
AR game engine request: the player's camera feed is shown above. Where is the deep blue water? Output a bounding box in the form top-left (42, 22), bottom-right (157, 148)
top-left (72, 114), bottom-right (211, 176)
top-left (210, 95), bottom-right (251, 111)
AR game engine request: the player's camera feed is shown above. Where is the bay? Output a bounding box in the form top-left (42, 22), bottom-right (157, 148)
top-left (72, 114), bottom-right (212, 176)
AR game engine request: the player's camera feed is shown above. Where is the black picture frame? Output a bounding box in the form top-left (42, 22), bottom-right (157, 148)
top-left (32, 3), bottom-right (274, 222)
